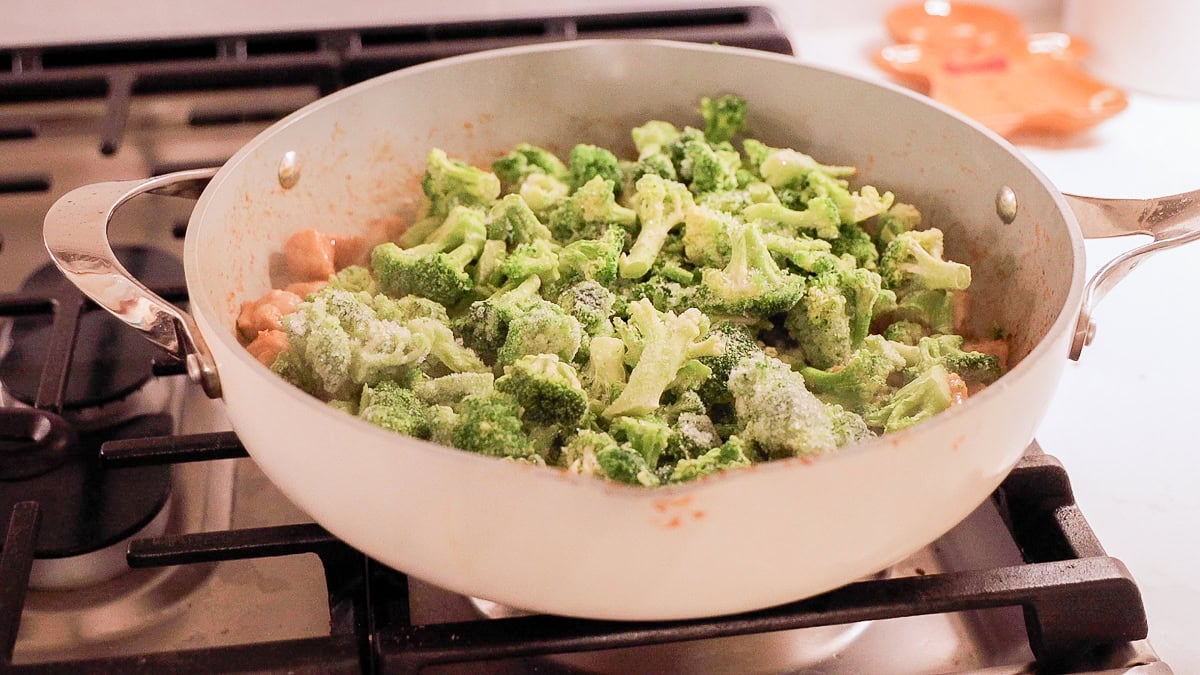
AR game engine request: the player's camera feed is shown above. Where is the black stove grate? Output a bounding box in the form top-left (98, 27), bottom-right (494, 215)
top-left (0, 438), bottom-right (1149, 674)
top-left (0, 5), bottom-right (792, 156)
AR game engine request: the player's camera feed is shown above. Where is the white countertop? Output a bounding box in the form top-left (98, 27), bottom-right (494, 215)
top-left (6, 0), bottom-right (1199, 669)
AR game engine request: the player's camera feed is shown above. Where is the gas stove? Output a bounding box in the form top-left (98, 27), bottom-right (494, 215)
top-left (0, 6), bottom-right (1174, 673)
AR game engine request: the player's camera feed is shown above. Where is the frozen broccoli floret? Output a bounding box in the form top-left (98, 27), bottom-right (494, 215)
top-left (699, 94), bottom-right (748, 144)
top-left (662, 127), bottom-right (706, 173)
top-left (668, 435), bottom-right (753, 483)
top-left (603, 299), bottom-right (724, 418)
top-left (762, 232), bottom-right (837, 272)
top-left (556, 280), bottom-right (616, 335)
top-left (695, 321), bottom-right (762, 407)
top-left (358, 380), bottom-right (431, 439)
top-left (742, 141), bottom-right (855, 186)
top-left (548, 176), bottom-right (637, 243)
top-left (500, 238), bottom-right (560, 286)
top-left (887, 289), bottom-right (955, 335)
top-left (451, 393), bottom-right (534, 458)
top-left (371, 205), bottom-right (487, 306)
top-left (568, 144), bottom-right (623, 192)
top-left (695, 189), bottom-right (746, 214)
top-left (742, 198), bottom-right (841, 240)
top-left (831, 222), bottom-right (879, 270)
top-left (366, 294), bottom-right (485, 374)
top-left (880, 320), bottom-right (924, 345)
top-left (597, 443), bottom-right (661, 487)
top-left (456, 275), bottom-right (544, 355)
top-left (753, 150), bottom-right (897, 222)
top-left (413, 372), bottom-right (495, 407)
top-left (879, 228), bottom-right (971, 293)
top-left (555, 226), bottom-right (625, 287)
top-left (697, 180), bottom-right (772, 215)
top-left (491, 143), bottom-right (569, 188)
top-left (580, 335), bottom-right (627, 408)
top-left (631, 273), bottom-right (696, 313)
top-left (876, 202), bottom-right (922, 247)
top-left (371, 294), bottom-right (449, 324)
top-left (664, 411), bottom-right (721, 462)
top-left (270, 350), bottom-right (324, 397)
top-left (631, 120), bottom-right (682, 157)
top-left (326, 265), bottom-right (375, 294)
top-left (785, 265), bottom-right (887, 369)
top-left (405, 317), bottom-right (489, 374)
top-left (763, 164), bottom-right (893, 226)
top-left (678, 134), bottom-right (741, 194)
top-left (661, 389), bottom-right (706, 421)
top-left (908, 335), bottom-right (1003, 385)
top-left (421, 148), bottom-right (501, 217)
top-left (278, 288), bottom-right (430, 399)
top-left (841, 267), bottom-right (887, 348)
top-left (494, 353), bottom-right (589, 427)
top-left (682, 203), bottom-right (737, 267)
top-left (728, 354), bottom-right (837, 458)
top-left (695, 220), bottom-right (806, 318)
top-left (560, 430), bottom-right (659, 487)
top-left (488, 193), bottom-right (553, 245)
top-left (827, 403), bottom-right (874, 447)
top-left (799, 335), bottom-right (907, 413)
top-left (519, 173), bottom-right (571, 217)
top-left (865, 363), bottom-right (957, 432)
top-left (740, 138), bottom-right (770, 174)
top-left (609, 414), bottom-right (671, 468)
top-left (496, 302), bottom-right (584, 366)
top-left (560, 429), bottom-right (609, 475)
top-left (787, 275), bottom-right (853, 370)
top-left (619, 174), bottom-right (695, 279)
top-left (836, 183), bottom-right (895, 225)
top-left (629, 152), bottom-right (678, 183)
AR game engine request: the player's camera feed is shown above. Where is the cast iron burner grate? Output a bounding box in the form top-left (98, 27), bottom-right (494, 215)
top-left (0, 5), bottom-right (791, 156)
top-left (0, 437), bottom-right (1149, 674)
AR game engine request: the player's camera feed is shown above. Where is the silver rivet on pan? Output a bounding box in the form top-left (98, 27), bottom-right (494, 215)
top-left (278, 151), bottom-right (301, 189)
top-left (995, 186), bottom-right (1018, 224)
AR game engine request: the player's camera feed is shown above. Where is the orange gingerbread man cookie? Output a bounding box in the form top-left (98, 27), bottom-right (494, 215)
top-left (875, 2), bottom-right (1127, 136)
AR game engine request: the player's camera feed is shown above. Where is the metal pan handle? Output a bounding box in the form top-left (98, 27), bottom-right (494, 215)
top-left (43, 168), bottom-right (223, 398)
top-left (1065, 188), bottom-right (1200, 360)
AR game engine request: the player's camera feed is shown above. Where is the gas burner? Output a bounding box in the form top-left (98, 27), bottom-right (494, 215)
top-left (0, 247), bottom-right (185, 589)
top-left (0, 414), bottom-right (173, 589)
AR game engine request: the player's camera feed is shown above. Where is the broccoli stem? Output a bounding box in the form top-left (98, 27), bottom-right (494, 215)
top-left (621, 225), bottom-right (676, 279)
